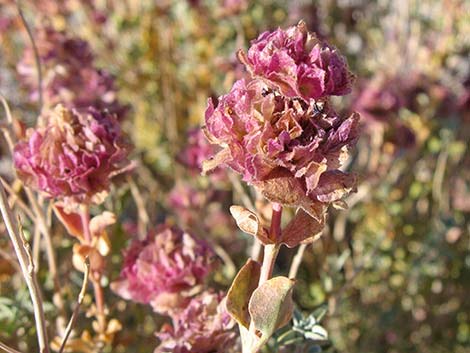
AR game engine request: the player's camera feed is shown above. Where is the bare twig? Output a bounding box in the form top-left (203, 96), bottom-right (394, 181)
top-left (79, 205), bottom-right (107, 334)
top-left (0, 94), bottom-right (12, 124)
top-left (15, 0), bottom-right (43, 110)
top-left (0, 184), bottom-right (50, 353)
top-left (127, 175), bottom-right (149, 240)
top-left (25, 188), bottom-right (65, 316)
top-left (0, 96), bottom-right (66, 326)
top-left (229, 172), bottom-right (256, 211)
top-left (0, 341), bottom-right (22, 353)
top-left (0, 94), bottom-right (15, 152)
top-left (58, 258), bottom-right (90, 353)
top-left (288, 243), bottom-right (308, 279)
top-left (212, 243), bottom-right (236, 280)
top-left (32, 225), bottom-right (41, 269)
top-left (0, 178), bottom-right (35, 221)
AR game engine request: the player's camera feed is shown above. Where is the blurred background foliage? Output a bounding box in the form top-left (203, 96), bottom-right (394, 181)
top-left (0, 0), bottom-right (469, 352)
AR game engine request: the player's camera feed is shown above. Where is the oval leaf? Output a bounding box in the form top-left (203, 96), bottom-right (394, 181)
top-left (281, 207), bottom-right (326, 248)
top-left (248, 276), bottom-right (295, 339)
top-left (254, 175), bottom-right (325, 220)
top-left (230, 205), bottom-right (272, 245)
top-left (226, 259), bottom-right (261, 328)
top-left (90, 211), bottom-right (116, 237)
top-left (53, 205), bottom-right (84, 239)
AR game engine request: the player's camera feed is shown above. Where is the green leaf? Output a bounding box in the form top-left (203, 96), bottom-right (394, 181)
top-left (226, 259), bottom-right (261, 328)
top-left (304, 325), bottom-right (328, 341)
top-left (293, 307), bottom-right (329, 343)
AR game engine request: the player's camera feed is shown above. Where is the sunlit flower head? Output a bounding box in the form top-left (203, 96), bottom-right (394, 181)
top-left (14, 105), bottom-right (130, 207)
top-left (155, 291), bottom-right (236, 353)
top-left (111, 226), bottom-right (217, 313)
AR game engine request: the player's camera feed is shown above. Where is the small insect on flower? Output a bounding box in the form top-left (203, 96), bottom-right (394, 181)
top-left (202, 22), bottom-right (360, 216)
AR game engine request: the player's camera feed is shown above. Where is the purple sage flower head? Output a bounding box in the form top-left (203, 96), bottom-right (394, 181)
top-left (17, 26), bottom-right (127, 118)
top-left (203, 78), bottom-right (359, 210)
top-left (238, 21), bottom-right (354, 101)
top-left (13, 105), bottom-right (131, 208)
top-left (155, 291), bottom-right (237, 353)
top-left (177, 128), bottom-right (217, 173)
top-left (111, 226), bottom-right (217, 313)
top-left (353, 75), bottom-right (416, 148)
top-left (354, 76), bottom-right (406, 123)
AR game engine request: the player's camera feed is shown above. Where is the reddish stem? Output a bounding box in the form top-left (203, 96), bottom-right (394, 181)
top-left (269, 202), bottom-right (283, 242)
top-left (259, 202), bottom-right (282, 286)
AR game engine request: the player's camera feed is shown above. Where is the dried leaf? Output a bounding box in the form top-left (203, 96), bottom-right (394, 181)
top-left (150, 292), bottom-right (189, 315)
top-left (94, 231), bottom-right (111, 257)
top-left (248, 276), bottom-right (295, 339)
top-left (202, 148), bottom-right (231, 175)
top-left (53, 205), bottom-right (84, 239)
top-left (254, 175), bottom-right (323, 220)
top-left (90, 211), bottom-right (116, 237)
top-left (106, 319), bottom-right (123, 335)
top-left (313, 171), bottom-right (357, 203)
top-left (331, 199), bottom-right (348, 210)
top-left (254, 175), bottom-right (308, 207)
top-left (226, 259), bottom-right (261, 328)
top-left (229, 205), bottom-right (272, 245)
top-left (72, 244), bottom-right (105, 274)
top-left (281, 207), bottom-right (326, 248)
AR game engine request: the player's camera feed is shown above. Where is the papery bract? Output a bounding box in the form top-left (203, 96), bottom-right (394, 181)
top-left (177, 128), bottom-right (218, 173)
top-left (111, 226), bottom-right (217, 313)
top-left (17, 26), bottom-right (126, 118)
top-left (239, 21), bottom-right (354, 100)
top-left (354, 75), bottom-right (416, 148)
top-left (204, 78), bottom-right (359, 208)
top-left (14, 105), bottom-right (130, 207)
top-left (155, 291), bottom-right (237, 353)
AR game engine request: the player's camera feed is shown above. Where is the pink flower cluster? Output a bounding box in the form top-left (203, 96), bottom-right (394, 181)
top-left (155, 291), bottom-right (236, 353)
top-left (239, 21), bottom-right (353, 101)
top-left (17, 26), bottom-right (125, 118)
top-left (205, 79), bottom-right (358, 202)
top-left (14, 105), bottom-right (130, 206)
top-left (353, 76), bottom-right (405, 123)
top-left (204, 22), bottom-right (359, 208)
top-left (353, 75), bottom-right (417, 148)
top-left (111, 226), bottom-right (217, 312)
top-left (177, 128), bottom-right (216, 173)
